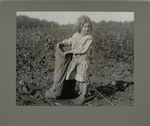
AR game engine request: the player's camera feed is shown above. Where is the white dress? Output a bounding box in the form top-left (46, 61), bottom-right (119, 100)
top-left (64, 32), bottom-right (93, 82)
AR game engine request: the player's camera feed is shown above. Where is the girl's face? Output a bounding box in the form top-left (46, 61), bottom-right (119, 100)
top-left (80, 23), bottom-right (91, 35)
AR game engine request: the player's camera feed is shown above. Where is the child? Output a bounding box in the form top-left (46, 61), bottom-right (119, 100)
top-left (58, 15), bottom-right (93, 105)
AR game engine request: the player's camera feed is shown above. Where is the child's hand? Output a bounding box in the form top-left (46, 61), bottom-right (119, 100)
top-left (61, 52), bottom-right (68, 57)
top-left (56, 43), bottom-right (60, 48)
top-left (61, 51), bottom-right (72, 57)
top-left (57, 42), bottom-right (64, 47)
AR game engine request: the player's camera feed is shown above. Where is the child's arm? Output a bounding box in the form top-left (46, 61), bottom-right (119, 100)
top-left (57, 33), bottom-right (77, 47)
top-left (58, 39), bottom-right (71, 47)
top-left (63, 35), bottom-right (93, 55)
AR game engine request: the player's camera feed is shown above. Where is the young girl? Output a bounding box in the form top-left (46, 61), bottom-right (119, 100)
top-left (58, 15), bottom-right (93, 105)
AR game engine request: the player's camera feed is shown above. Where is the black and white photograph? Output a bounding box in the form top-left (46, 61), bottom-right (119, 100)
top-left (16, 11), bottom-right (134, 106)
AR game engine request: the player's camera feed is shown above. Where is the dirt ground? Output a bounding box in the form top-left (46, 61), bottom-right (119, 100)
top-left (16, 60), bottom-right (134, 106)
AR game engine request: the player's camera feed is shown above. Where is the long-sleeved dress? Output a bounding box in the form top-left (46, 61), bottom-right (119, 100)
top-left (65, 32), bottom-right (93, 82)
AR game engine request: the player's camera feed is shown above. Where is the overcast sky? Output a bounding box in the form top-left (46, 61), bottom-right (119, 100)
top-left (17, 12), bottom-right (134, 25)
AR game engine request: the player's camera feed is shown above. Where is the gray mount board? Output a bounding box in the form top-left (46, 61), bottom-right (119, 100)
top-left (0, 1), bottom-right (150, 126)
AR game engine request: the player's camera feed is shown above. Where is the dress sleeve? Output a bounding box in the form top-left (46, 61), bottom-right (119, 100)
top-left (60, 33), bottom-right (77, 46)
top-left (71, 35), bottom-right (93, 54)
top-left (68, 33), bottom-right (78, 45)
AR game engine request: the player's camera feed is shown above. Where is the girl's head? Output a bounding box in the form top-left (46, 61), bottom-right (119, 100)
top-left (74, 15), bottom-right (92, 35)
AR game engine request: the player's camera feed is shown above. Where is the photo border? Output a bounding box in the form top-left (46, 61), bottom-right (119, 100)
top-left (0, 1), bottom-right (150, 126)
